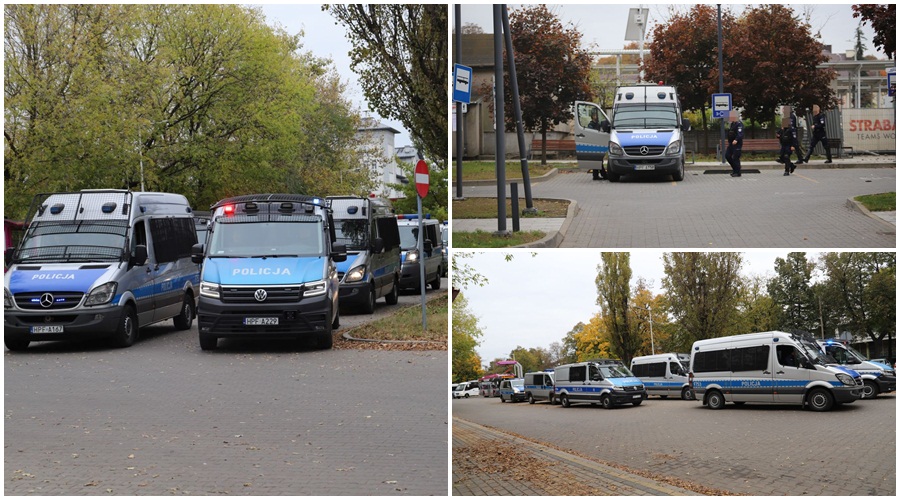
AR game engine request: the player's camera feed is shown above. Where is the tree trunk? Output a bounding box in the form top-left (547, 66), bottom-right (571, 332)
top-left (540, 118), bottom-right (548, 166)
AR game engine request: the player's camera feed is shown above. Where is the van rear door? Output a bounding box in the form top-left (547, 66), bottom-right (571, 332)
top-left (573, 101), bottom-right (610, 172)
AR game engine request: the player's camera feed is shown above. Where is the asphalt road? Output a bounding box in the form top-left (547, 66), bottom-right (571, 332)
top-left (4, 280), bottom-right (448, 496)
top-left (452, 393), bottom-right (895, 496)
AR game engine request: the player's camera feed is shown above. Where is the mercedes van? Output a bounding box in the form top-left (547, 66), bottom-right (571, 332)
top-left (631, 353), bottom-right (693, 400)
top-left (326, 196), bottom-right (401, 313)
top-left (523, 371), bottom-right (556, 404)
top-left (818, 339), bottom-right (896, 399)
top-left (5, 190), bottom-right (199, 350)
top-left (553, 360), bottom-right (647, 409)
top-left (396, 215), bottom-right (443, 291)
top-left (191, 194), bottom-right (346, 350)
top-left (690, 331), bottom-right (862, 411)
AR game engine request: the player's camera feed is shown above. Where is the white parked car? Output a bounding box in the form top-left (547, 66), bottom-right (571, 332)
top-left (452, 381), bottom-right (479, 399)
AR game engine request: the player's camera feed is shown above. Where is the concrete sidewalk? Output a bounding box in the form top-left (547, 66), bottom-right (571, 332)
top-left (452, 417), bottom-right (705, 496)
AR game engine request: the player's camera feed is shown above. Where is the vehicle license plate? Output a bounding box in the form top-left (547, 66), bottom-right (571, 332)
top-left (244, 317), bottom-right (279, 326)
top-left (634, 164), bottom-right (655, 171)
top-left (632, 394), bottom-right (641, 399)
top-left (31, 325), bottom-right (64, 333)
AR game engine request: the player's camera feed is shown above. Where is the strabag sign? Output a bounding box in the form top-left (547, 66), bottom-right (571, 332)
top-left (842, 108), bottom-right (896, 151)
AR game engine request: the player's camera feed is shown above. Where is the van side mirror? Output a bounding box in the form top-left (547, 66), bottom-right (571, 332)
top-left (332, 243), bottom-right (347, 263)
top-left (600, 119), bottom-right (611, 133)
top-left (132, 245), bottom-right (148, 266)
top-left (682, 118), bottom-right (691, 131)
top-left (191, 243), bottom-right (205, 264)
top-left (372, 237), bottom-right (385, 254)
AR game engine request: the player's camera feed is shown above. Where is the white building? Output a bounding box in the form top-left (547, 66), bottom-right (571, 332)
top-left (355, 118), bottom-right (410, 200)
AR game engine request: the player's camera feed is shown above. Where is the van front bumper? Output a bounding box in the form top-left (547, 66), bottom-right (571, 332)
top-left (197, 293), bottom-right (331, 340)
top-left (833, 385), bottom-right (863, 404)
top-left (399, 261), bottom-right (425, 289)
top-left (608, 156), bottom-right (681, 176)
top-left (337, 281), bottom-right (369, 307)
top-left (875, 375), bottom-right (896, 393)
top-left (609, 389), bottom-right (648, 405)
top-left (4, 305), bottom-right (125, 342)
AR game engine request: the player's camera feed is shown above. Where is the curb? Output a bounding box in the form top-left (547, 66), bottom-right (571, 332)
top-left (340, 292), bottom-right (449, 344)
top-left (457, 167), bottom-right (558, 187)
top-left (513, 198), bottom-right (577, 248)
top-left (844, 198), bottom-right (896, 231)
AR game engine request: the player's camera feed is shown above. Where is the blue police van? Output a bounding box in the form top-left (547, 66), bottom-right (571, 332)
top-left (4, 190), bottom-right (199, 350)
top-left (191, 194), bottom-right (346, 350)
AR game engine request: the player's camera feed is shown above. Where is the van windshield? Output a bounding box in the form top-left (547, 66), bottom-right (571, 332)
top-left (398, 225), bottom-right (419, 250)
top-left (613, 103), bottom-right (679, 129)
top-left (599, 365), bottom-right (635, 379)
top-left (208, 219), bottom-right (324, 258)
top-left (797, 338), bottom-right (832, 366)
top-left (334, 219), bottom-right (368, 250)
top-left (17, 220), bottom-right (127, 262)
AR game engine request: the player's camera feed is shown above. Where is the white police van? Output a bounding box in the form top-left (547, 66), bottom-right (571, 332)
top-left (4, 190), bottom-right (199, 350)
top-left (690, 331), bottom-right (862, 411)
top-left (523, 370), bottom-right (556, 404)
top-left (191, 194), bottom-right (346, 350)
top-left (396, 215), bottom-right (443, 291)
top-left (630, 353), bottom-right (693, 400)
top-left (553, 360), bottom-right (647, 409)
top-left (499, 378), bottom-right (526, 403)
top-left (575, 84), bottom-right (690, 182)
top-left (326, 196), bottom-right (401, 313)
top-left (818, 339), bottom-right (896, 399)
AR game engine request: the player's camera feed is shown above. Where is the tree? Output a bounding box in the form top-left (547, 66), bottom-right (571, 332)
top-left (573, 313), bottom-right (611, 361)
top-left (630, 281), bottom-right (673, 357)
top-left (508, 346), bottom-right (551, 374)
top-left (560, 322), bottom-right (584, 364)
top-left (387, 157), bottom-right (448, 222)
top-left (738, 275), bottom-right (782, 335)
top-left (452, 293), bottom-right (484, 383)
top-left (662, 253), bottom-right (744, 348)
top-left (325, 5), bottom-right (448, 165)
top-left (595, 252), bottom-right (640, 364)
top-left (852, 4), bottom-right (895, 60)
top-left (767, 252), bottom-right (819, 332)
top-left (501, 5), bottom-right (593, 165)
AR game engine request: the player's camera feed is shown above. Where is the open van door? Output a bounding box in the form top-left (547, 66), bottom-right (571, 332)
top-left (573, 101), bottom-right (611, 180)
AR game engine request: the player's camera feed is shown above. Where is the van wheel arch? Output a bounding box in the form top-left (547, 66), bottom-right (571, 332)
top-left (560, 393), bottom-right (571, 408)
top-left (706, 389), bottom-right (726, 410)
top-left (806, 387), bottom-right (834, 412)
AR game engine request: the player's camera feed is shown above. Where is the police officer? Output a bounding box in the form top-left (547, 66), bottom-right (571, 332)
top-left (803, 104), bottom-right (832, 163)
top-left (789, 107), bottom-right (805, 164)
top-left (725, 110), bottom-right (744, 177)
top-left (777, 117), bottom-right (796, 176)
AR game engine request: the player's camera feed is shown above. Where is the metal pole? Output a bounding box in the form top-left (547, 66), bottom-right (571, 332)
top-left (502, 4), bottom-right (535, 213)
top-left (454, 4), bottom-right (464, 200)
top-left (417, 195), bottom-right (426, 330)
top-left (717, 5), bottom-right (725, 164)
top-left (510, 182), bottom-right (520, 232)
top-left (493, 5), bottom-right (508, 236)
top-left (647, 305), bottom-right (655, 355)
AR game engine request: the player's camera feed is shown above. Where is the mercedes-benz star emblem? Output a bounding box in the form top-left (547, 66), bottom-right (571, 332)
top-left (640, 146), bottom-right (650, 155)
top-left (40, 293), bottom-right (54, 308)
top-left (254, 289), bottom-right (268, 302)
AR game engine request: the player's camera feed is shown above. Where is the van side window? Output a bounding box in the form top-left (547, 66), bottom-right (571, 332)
top-left (150, 218), bottom-right (195, 263)
top-left (569, 365), bottom-right (586, 382)
top-left (632, 363), bottom-right (647, 378)
top-left (648, 362), bottom-right (666, 377)
top-left (776, 345), bottom-right (801, 368)
top-left (375, 218), bottom-right (401, 250)
top-left (669, 362), bottom-right (684, 376)
top-left (732, 345), bottom-right (769, 371)
top-left (694, 349), bottom-right (730, 372)
top-left (132, 220), bottom-right (147, 256)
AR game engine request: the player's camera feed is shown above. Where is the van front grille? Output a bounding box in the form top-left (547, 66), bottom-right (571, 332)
top-left (15, 292), bottom-right (84, 310)
top-left (624, 145), bottom-right (665, 156)
top-left (220, 286), bottom-right (302, 303)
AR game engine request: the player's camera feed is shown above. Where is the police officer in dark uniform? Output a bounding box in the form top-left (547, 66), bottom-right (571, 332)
top-left (789, 107), bottom-right (805, 164)
top-left (803, 104), bottom-right (832, 163)
top-left (777, 117), bottom-right (796, 176)
top-left (725, 111), bottom-right (744, 177)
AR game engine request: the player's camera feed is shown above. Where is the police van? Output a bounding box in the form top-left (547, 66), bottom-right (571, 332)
top-left (630, 353), bottom-right (693, 400)
top-left (499, 378), bottom-right (526, 403)
top-left (396, 215), bottom-right (443, 291)
top-left (523, 371), bottom-right (556, 404)
top-left (818, 339), bottom-right (896, 399)
top-left (553, 360), bottom-right (647, 409)
top-left (4, 190), bottom-right (199, 350)
top-left (326, 196), bottom-right (401, 313)
top-left (191, 194), bottom-right (346, 350)
top-left (690, 331), bottom-right (862, 411)
top-left (575, 84), bottom-right (690, 182)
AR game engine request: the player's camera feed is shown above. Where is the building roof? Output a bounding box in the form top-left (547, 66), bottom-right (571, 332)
top-left (357, 117), bottom-right (400, 135)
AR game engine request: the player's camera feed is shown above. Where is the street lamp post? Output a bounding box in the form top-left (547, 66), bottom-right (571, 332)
top-left (646, 304), bottom-right (655, 355)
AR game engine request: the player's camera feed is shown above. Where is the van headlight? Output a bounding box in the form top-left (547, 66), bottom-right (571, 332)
top-left (665, 140), bottom-right (682, 155)
top-left (345, 265), bottom-right (366, 283)
top-left (85, 282), bottom-right (117, 306)
top-left (406, 250), bottom-right (419, 263)
top-left (4, 288), bottom-right (13, 308)
top-left (835, 373), bottom-right (856, 386)
top-left (609, 141), bottom-right (624, 156)
top-left (304, 280), bottom-right (327, 297)
top-left (199, 281), bottom-right (221, 299)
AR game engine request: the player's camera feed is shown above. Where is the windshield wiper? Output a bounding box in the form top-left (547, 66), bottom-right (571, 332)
top-left (249, 254), bottom-right (300, 259)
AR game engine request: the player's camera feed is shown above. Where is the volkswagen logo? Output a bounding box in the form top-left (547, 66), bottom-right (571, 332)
top-left (640, 146), bottom-right (650, 155)
top-left (40, 293), bottom-right (55, 308)
top-left (254, 289), bottom-right (268, 302)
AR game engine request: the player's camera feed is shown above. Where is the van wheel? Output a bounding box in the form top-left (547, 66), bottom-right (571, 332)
top-left (861, 380), bottom-right (878, 399)
top-left (5, 337), bottom-right (30, 351)
top-left (706, 390), bottom-right (725, 410)
top-left (673, 161), bottom-right (685, 181)
top-left (681, 387), bottom-right (694, 400)
top-left (332, 307), bottom-right (340, 330)
top-left (361, 284), bottom-right (376, 314)
top-left (600, 394), bottom-right (613, 409)
top-left (111, 305), bottom-right (138, 348)
top-left (464, 393), bottom-right (470, 398)
top-left (608, 172), bottom-right (621, 182)
top-left (430, 270), bottom-right (442, 290)
top-left (560, 394), bottom-right (571, 408)
top-left (632, 399), bottom-right (642, 406)
top-left (528, 394), bottom-right (536, 404)
top-left (199, 334), bottom-right (217, 351)
top-left (173, 294), bottom-right (195, 330)
top-left (807, 388), bottom-right (834, 412)
top-left (384, 277), bottom-right (399, 305)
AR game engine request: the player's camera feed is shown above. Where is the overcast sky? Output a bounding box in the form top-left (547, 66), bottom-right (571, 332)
top-left (455, 4), bottom-right (881, 58)
top-left (457, 250), bottom-right (826, 364)
top-left (255, 4), bottom-right (412, 147)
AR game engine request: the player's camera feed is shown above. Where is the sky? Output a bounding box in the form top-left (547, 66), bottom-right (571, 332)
top-left (254, 4), bottom-right (413, 147)
top-left (457, 250), bottom-right (821, 364)
top-left (454, 4), bottom-right (881, 59)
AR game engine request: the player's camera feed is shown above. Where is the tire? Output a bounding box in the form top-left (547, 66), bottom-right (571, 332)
top-left (5, 337), bottom-right (30, 351)
top-left (600, 394), bottom-right (613, 409)
top-left (332, 307), bottom-right (340, 330)
top-left (681, 386), bottom-right (694, 401)
top-left (528, 394), bottom-right (536, 404)
top-left (608, 172), bottom-right (621, 182)
top-left (430, 270), bottom-right (442, 290)
top-left (706, 390), bottom-right (725, 410)
top-left (672, 160), bottom-right (685, 181)
top-left (172, 294), bottom-right (195, 330)
top-left (361, 284), bottom-right (376, 314)
top-left (861, 379), bottom-right (879, 399)
top-left (384, 277), bottom-right (399, 305)
top-left (111, 305), bottom-right (138, 348)
top-left (560, 394), bottom-right (571, 408)
top-left (632, 399), bottom-right (642, 406)
top-left (464, 394), bottom-right (470, 398)
top-left (549, 393), bottom-right (556, 405)
top-left (807, 387), bottom-right (834, 412)
top-left (500, 395), bottom-right (506, 403)
top-left (199, 334), bottom-right (217, 351)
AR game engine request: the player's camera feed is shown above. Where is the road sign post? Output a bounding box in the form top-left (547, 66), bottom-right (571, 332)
top-left (414, 160), bottom-right (429, 330)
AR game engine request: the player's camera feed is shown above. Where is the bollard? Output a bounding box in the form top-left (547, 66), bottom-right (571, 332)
top-left (511, 182), bottom-right (520, 233)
